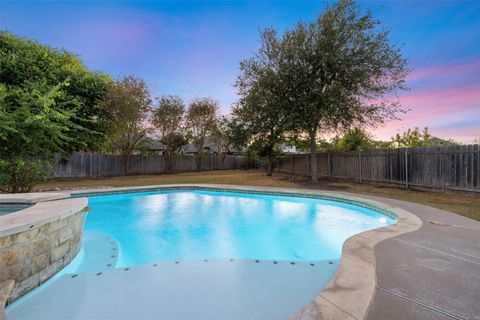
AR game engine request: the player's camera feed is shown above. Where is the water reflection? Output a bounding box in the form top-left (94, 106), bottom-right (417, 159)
top-left (85, 190), bottom-right (394, 268)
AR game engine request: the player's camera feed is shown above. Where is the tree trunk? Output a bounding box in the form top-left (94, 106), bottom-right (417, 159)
top-left (266, 156), bottom-right (273, 176)
top-left (221, 152), bottom-right (226, 170)
top-left (123, 154), bottom-right (130, 176)
top-left (309, 132), bottom-right (318, 182)
top-left (165, 152), bottom-right (172, 174)
top-left (195, 154), bottom-right (202, 171)
top-left (123, 153), bottom-right (130, 176)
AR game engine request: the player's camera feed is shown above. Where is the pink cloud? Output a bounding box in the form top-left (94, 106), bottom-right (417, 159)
top-left (408, 59), bottom-right (480, 82)
top-left (370, 83), bottom-right (480, 143)
top-left (399, 85), bottom-right (480, 116)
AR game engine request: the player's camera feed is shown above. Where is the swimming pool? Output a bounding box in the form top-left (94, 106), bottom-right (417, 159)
top-left (6, 188), bottom-right (398, 320)
top-left (72, 189), bottom-right (395, 271)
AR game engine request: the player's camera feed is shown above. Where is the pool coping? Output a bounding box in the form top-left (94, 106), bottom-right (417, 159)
top-left (0, 198), bottom-right (87, 238)
top-left (0, 184), bottom-right (423, 320)
top-left (70, 184), bottom-right (423, 320)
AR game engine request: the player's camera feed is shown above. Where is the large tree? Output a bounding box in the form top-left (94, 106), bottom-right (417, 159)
top-left (211, 115), bottom-right (249, 169)
top-left (0, 31), bottom-right (112, 152)
top-left (151, 95), bottom-right (187, 173)
top-left (238, 0), bottom-right (408, 181)
top-left (234, 29), bottom-right (293, 176)
top-left (185, 97), bottom-right (219, 171)
top-left (99, 76), bottom-right (152, 175)
top-left (0, 32), bottom-right (111, 192)
top-left (285, 0), bottom-right (408, 181)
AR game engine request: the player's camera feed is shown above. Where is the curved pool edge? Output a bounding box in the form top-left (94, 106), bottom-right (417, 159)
top-left (70, 183), bottom-right (423, 320)
top-left (287, 199), bottom-right (422, 320)
top-left (1, 184), bottom-right (423, 320)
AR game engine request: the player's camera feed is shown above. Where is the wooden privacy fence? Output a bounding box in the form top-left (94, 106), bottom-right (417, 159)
top-left (51, 153), bottom-right (249, 178)
top-left (274, 145), bottom-right (480, 193)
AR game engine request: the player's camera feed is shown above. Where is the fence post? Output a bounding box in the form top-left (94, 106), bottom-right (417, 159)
top-left (290, 155), bottom-right (293, 175)
top-left (359, 151), bottom-right (362, 182)
top-left (306, 154), bottom-right (310, 175)
top-left (405, 148), bottom-right (409, 189)
top-left (327, 153), bottom-right (331, 180)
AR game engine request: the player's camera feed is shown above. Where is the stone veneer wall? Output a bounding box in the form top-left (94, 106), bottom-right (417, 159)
top-left (0, 209), bottom-right (85, 303)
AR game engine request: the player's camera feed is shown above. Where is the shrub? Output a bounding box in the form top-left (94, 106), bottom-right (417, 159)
top-left (0, 159), bottom-right (51, 193)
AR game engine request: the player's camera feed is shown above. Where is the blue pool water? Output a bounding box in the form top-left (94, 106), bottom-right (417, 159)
top-left (77, 189), bottom-right (394, 269)
top-left (6, 189), bottom-right (396, 320)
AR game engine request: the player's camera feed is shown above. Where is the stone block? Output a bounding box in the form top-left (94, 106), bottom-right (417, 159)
top-left (46, 218), bottom-right (69, 234)
top-left (31, 238), bottom-right (52, 255)
top-left (10, 273), bottom-right (38, 301)
top-left (0, 247), bottom-right (19, 267)
top-left (0, 280), bottom-right (14, 320)
top-left (51, 242), bottom-right (69, 262)
top-left (58, 226), bottom-right (74, 244)
top-left (0, 265), bottom-right (29, 282)
top-left (14, 227), bottom-right (42, 243)
top-left (0, 236), bottom-right (13, 250)
top-left (38, 259), bottom-right (63, 283)
top-left (34, 254), bottom-right (49, 270)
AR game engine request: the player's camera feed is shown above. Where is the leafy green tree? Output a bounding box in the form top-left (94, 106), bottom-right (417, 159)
top-left (392, 127), bottom-right (430, 148)
top-left (243, 0), bottom-right (407, 181)
top-left (152, 95), bottom-right (186, 173)
top-left (0, 31), bottom-right (112, 152)
top-left (99, 76), bottom-right (152, 175)
top-left (391, 127), bottom-right (458, 148)
top-left (0, 32), bottom-right (112, 192)
top-left (234, 29), bottom-right (293, 175)
top-left (0, 82), bottom-right (76, 192)
top-left (211, 115), bottom-right (249, 168)
top-left (185, 97), bottom-right (219, 171)
top-left (332, 128), bottom-right (374, 151)
top-left (374, 140), bottom-right (393, 149)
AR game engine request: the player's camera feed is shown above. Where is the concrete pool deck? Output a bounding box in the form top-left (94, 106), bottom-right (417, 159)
top-left (355, 194), bottom-right (480, 320)
top-left (291, 188), bottom-right (480, 320)
top-left (1, 184), bottom-right (479, 319)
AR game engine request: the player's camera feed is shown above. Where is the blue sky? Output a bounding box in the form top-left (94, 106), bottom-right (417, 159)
top-left (1, 1), bottom-right (479, 142)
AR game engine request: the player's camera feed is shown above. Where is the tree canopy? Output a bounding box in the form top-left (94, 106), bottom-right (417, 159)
top-left (234, 29), bottom-right (294, 175)
top-left (332, 127), bottom-right (374, 151)
top-left (235, 0), bottom-right (408, 180)
top-left (391, 127), bottom-right (458, 148)
top-left (0, 31), bottom-right (112, 155)
top-left (152, 95), bottom-right (187, 173)
top-left (0, 32), bottom-right (112, 192)
top-left (185, 97), bottom-right (219, 170)
top-left (99, 76), bottom-right (152, 175)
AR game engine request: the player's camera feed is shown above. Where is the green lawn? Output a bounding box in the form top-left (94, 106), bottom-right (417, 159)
top-left (37, 169), bottom-right (480, 222)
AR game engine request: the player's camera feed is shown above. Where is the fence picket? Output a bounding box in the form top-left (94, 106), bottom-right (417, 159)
top-left (274, 145), bottom-right (480, 193)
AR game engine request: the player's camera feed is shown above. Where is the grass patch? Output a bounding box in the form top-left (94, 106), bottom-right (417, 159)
top-left (37, 169), bottom-right (480, 222)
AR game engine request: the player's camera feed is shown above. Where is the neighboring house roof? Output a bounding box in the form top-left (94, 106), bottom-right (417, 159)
top-left (181, 144), bottom-right (198, 153)
top-left (144, 139), bottom-right (166, 151)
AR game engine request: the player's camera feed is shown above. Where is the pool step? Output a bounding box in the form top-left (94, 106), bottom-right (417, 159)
top-left (7, 259), bottom-right (339, 320)
top-left (64, 232), bottom-right (120, 274)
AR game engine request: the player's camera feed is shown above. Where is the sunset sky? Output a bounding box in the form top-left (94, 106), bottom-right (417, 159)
top-left (1, 1), bottom-right (479, 143)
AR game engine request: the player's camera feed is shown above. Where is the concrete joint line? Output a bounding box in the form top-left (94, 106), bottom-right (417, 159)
top-left (423, 219), bottom-right (479, 231)
top-left (376, 286), bottom-right (466, 320)
top-left (392, 238), bottom-right (480, 265)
